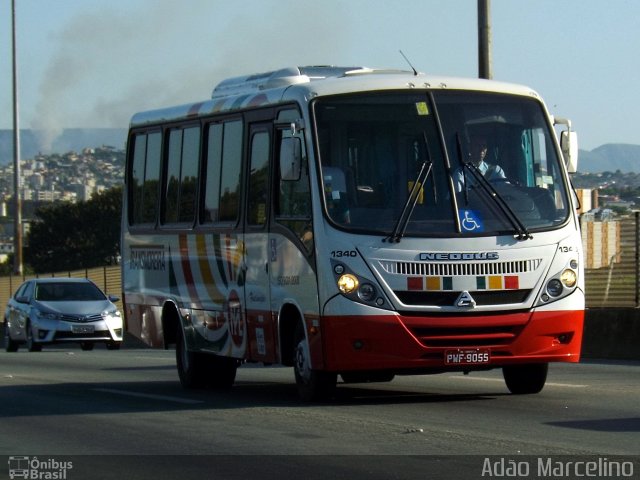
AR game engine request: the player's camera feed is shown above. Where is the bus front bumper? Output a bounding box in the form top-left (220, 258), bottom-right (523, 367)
top-left (319, 308), bottom-right (584, 373)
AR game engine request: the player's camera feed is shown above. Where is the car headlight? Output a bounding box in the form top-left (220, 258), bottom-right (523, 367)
top-left (36, 310), bottom-right (62, 321)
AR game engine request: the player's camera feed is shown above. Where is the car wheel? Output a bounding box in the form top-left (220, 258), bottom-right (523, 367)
top-left (26, 322), bottom-right (42, 352)
top-left (293, 321), bottom-right (336, 401)
top-left (106, 341), bottom-right (121, 350)
top-left (80, 342), bottom-right (95, 351)
top-left (4, 321), bottom-right (19, 352)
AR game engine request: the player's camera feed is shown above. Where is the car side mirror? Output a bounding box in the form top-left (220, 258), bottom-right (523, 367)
top-left (108, 295), bottom-right (120, 303)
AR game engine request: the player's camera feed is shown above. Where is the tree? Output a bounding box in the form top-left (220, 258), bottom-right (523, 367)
top-left (25, 186), bottom-right (122, 273)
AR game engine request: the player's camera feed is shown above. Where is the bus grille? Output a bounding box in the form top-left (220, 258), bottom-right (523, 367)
top-left (396, 289), bottom-right (531, 306)
top-left (60, 313), bottom-right (104, 323)
top-left (410, 325), bottom-right (522, 347)
top-left (380, 258), bottom-right (542, 276)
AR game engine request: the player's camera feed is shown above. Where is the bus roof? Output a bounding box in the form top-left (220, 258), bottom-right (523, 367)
top-left (129, 66), bottom-right (542, 128)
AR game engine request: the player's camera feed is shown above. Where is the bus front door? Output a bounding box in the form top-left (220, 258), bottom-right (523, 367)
top-left (242, 122), bottom-right (278, 363)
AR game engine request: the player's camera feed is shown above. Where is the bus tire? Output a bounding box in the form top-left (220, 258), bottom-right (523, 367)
top-left (293, 322), bottom-right (336, 401)
top-left (176, 324), bottom-right (206, 389)
top-left (205, 355), bottom-right (238, 389)
top-left (503, 363), bottom-right (548, 394)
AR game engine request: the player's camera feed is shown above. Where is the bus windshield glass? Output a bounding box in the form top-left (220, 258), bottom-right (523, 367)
top-left (313, 91), bottom-right (569, 236)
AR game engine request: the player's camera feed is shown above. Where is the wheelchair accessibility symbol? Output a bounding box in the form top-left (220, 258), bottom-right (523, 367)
top-left (459, 210), bottom-right (484, 232)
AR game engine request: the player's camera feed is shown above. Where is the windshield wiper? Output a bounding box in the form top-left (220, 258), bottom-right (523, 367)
top-left (455, 134), bottom-right (532, 240)
top-left (382, 132), bottom-right (435, 243)
top-left (385, 161), bottom-right (432, 242)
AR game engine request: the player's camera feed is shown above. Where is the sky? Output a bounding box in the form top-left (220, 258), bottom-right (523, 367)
top-left (0, 0), bottom-right (638, 153)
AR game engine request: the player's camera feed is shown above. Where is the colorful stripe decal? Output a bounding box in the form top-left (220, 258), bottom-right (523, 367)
top-left (179, 233), bottom-right (200, 304)
top-left (409, 275), bottom-right (520, 291)
top-left (196, 234), bottom-right (225, 303)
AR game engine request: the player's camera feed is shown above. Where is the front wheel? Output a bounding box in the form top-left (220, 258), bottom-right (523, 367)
top-left (80, 342), bottom-right (95, 351)
top-left (206, 355), bottom-right (238, 389)
top-left (26, 323), bottom-right (42, 352)
top-left (175, 324), bottom-right (207, 389)
top-left (4, 322), bottom-right (19, 352)
top-left (293, 322), bottom-right (336, 401)
top-left (503, 363), bottom-right (548, 394)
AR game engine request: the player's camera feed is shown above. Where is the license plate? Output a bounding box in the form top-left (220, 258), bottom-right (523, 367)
top-left (72, 325), bottom-right (95, 334)
top-left (444, 348), bottom-right (491, 365)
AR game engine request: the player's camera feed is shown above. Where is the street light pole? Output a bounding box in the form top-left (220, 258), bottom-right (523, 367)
top-left (12, 0), bottom-right (23, 276)
top-left (478, 0), bottom-right (492, 79)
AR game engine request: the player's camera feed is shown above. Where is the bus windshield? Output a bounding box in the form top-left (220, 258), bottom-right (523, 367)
top-left (313, 91), bottom-right (569, 237)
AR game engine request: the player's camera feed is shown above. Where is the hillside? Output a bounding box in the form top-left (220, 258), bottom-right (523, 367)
top-left (1, 129), bottom-right (639, 173)
top-left (578, 144), bottom-right (640, 173)
top-left (0, 128), bottom-right (127, 164)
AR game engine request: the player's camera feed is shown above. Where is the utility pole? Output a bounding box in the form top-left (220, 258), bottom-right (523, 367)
top-left (478, 0), bottom-right (492, 79)
top-left (12, 0), bottom-right (23, 276)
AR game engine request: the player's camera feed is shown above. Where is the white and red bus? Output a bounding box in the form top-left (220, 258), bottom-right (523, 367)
top-left (122, 66), bottom-right (583, 400)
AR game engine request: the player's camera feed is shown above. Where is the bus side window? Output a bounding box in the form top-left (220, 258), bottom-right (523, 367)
top-left (129, 131), bottom-right (161, 226)
top-left (162, 126), bottom-right (200, 225)
top-left (247, 130), bottom-right (270, 226)
top-left (202, 120), bottom-right (243, 225)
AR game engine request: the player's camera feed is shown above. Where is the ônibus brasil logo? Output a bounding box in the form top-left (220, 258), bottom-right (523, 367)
top-left (8, 456), bottom-right (73, 480)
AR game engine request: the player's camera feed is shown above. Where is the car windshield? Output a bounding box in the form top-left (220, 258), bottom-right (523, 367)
top-left (35, 282), bottom-right (107, 302)
top-left (313, 91), bottom-right (569, 237)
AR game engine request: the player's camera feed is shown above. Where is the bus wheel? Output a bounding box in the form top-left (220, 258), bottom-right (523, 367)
top-left (503, 363), bottom-right (548, 394)
top-left (293, 322), bottom-right (336, 401)
top-left (206, 355), bottom-right (238, 389)
top-left (176, 324), bottom-right (206, 389)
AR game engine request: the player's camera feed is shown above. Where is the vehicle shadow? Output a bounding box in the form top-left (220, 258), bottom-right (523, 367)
top-left (0, 375), bottom-right (507, 418)
top-left (545, 417), bottom-right (640, 432)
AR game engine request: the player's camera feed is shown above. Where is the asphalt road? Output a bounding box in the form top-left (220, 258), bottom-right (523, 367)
top-left (0, 346), bottom-right (638, 479)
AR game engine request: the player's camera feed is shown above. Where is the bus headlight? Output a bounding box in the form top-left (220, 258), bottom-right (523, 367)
top-left (337, 274), bottom-right (359, 294)
top-left (357, 283), bottom-right (377, 302)
top-left (560, 269), bottom-right (577, 288)
top-left (546, 279), bottom-right (563, 297)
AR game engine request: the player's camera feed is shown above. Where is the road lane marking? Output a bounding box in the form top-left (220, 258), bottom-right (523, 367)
top-left (447, 376), bottom-right (588, 388)
top-left (93, 388), bottom-right (204, 404)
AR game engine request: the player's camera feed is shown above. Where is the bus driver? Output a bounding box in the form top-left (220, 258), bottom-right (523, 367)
top-left (455, 134), bottom-right (506, 191)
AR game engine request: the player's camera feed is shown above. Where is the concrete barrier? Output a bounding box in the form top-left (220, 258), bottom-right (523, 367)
top-left (581, 308), bottom-right (640, 360)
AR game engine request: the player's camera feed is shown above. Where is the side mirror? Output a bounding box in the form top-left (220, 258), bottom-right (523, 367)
top-left (280, 137), bottom-right (302, 181)
top-left (560, 130), bottom-right (578, 173)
